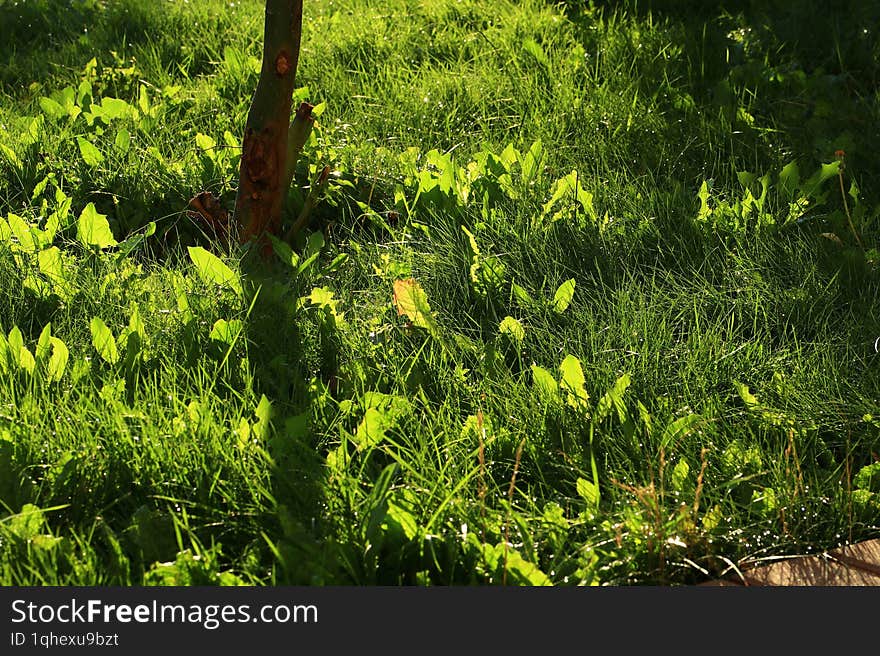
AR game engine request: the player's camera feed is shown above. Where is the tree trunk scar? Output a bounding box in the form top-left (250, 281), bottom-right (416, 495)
top-left (242, 127), bottom-right (277, 185)
top-left (275, 50), bottom-right (291, 76)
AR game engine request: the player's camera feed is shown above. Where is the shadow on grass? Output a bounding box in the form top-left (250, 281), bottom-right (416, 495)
top-left (0, 0), bottom-right (230, 93)
top-left (565, 0), bottom-right (880, 196)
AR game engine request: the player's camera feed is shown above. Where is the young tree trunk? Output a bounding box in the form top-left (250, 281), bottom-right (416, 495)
top-left (234, 0), bottom-right (303, 254)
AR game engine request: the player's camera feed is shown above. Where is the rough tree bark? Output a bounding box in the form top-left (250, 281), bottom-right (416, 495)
top-left (234, 0), bottom-right (304, 254)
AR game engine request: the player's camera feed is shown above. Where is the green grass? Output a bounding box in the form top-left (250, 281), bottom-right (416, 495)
top-left (0, 0), bottom-right (878, 585)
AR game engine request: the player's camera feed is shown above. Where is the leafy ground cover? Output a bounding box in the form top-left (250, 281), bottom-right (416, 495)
top-left (0, 0), bottom-right (878, 585)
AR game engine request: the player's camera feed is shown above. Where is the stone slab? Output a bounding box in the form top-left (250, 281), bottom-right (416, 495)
top-left (827, 539), bottom-right (880, 576)
top-left (741, 554), bottom-right (880, 586)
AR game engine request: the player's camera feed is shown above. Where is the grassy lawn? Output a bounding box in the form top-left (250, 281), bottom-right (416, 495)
top-left (0, 0), bottom-right (878, 585)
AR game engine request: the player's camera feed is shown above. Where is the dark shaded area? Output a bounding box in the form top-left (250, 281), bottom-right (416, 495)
top-left (0, 0), bottom-right (225, 93)
top-left (566, 0), bottom-right (880, 201)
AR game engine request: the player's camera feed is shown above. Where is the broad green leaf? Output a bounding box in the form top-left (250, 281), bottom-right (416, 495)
top-left (750, 487), bottom-right (778, 516)
top-left (461, 412), bottom-right (493, 440)
top-left (187, 246), bottom-right (243, 298)
top-left (425, 149), bottom-right (457, 197)
top-left (659, 414), bottom-right (704, 450)
top-left (70, 357), bottom-right (91, 384)
top-left (595, 372), bottom-right (632, 423)
top-left (480, 255), bottom-right (506, 295)
top-left (38, 247), bottom-right (71, 298)
top-left (393, 278), bottom-right (440, 336)
top-left (531, 364), bottom-right (560, 402)
top-left (552, 278), bottom-right (575, 314)
top-left (778, 160), bottom-right (800, 198)
top-left (702, 505), bottom-right (723, 531)
top-left (363, 392), bottom-right (410, 418)
top-left (115, 221), bottom-right (155, 262)
top-left (6, 504), bottom-right (47, 540)
top-left (671, 459), bottom-right (690, 492)
top-left (268, 234), bottom-right (299, 268)
top-left (114, 128), bottom-right (131, 154)
top-left (324, 253), bottom-right (349, 274)
top-left (801, 161), bottom-right (841, 198)
top-left (849, 179), bottom-right (860, 204)
top-left (818, 160), bottom-right (841, 183)
top-left (462, 226), bottom-right (505, 298)
top-left (733, 380), bottom-right (759, 407)
top-left (195, 132), bottom-right (216, 152)
top-left (354, 393), bottom-right (410, 448)
top-left (499, 316), bottom-right (525, 343)
top-left (7, 213), bottom-right (37, 252)
top-left (462, 225), bottom-right (481, 258)
top-left (541, 170), bottom-right (595, 222)
top-left (736, 170), bottom-right (756, 189)
top-left (638, 400), bottom-right (653, 434)
top-left (0, 143), bottom-right (21, 168)
top-left (854, 462), bottom-right (880, 491)
top-left (523, 38), bottom-right (549, 68)
top-left (559, 354), bottom-right (589, 410)
top-left (31, 174), bottom-right (51, 202)
top-left (47, 337), bottom-right (69, 382)
top-left (308, 286), bottom-right (338, 310)
top-left (520, 139), bottom-right (544, 186)
top-left (7, 326), bottom-right (24, 369)
top-left (382, 501), bottom-right (419, 541)
top-left (51, 188), bottom-right (72, 229)
top-left (35, 323), bottom-right (52, 363)
top-left (18, 346), bottom-right (35, 375)
top-left (56, 86), bottom-right (78, 115)
top-left (77, 203), bottom-right (117, 249)
top-left (39, 96), bottom-right (66, 121)
top-left (512, 282), bottom-right (534, 306)
top-left (128, 303), bottom-right (147, 338)
top-left (77, 79), bottom-right (92, 107)
top-left (499, 143), bottom-right (519, 168)
top-left (576, 477), bottom-right (600, 510)
top-left (305, 287), bottom-right (345, 326)
top-left (98, 97), bottom-right (138, 122)
top-left (303, 229), bottom-right (324, 261)
top-left (122, 327), bottom-right (142, 371)
top-left (209, 319), bottom-right (242, 345)
top-left (462, 225), bottom-right (483, 290)
top-left (356, 408), bottom-right (389, 447)
top-left (172, 274), bottom-right (192, 324)
top-left (90, 317), bottom-right (119, 365)
top-left (504, 550), bottom-right (552, 586)
top-left (77, 137), bottom-right (104, 167)
top-left (295, 250), bottom-right (321, 276)
top-left (697, 180), bottom-right (711, 219)
top-left (253, 394), bottom-right (273, 440)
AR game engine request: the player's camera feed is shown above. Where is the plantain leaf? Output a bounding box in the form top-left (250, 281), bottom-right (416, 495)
top-left (576, 477), bottom-right (600, 510)
top-left (90, 317), bottom-right (119, 365)
top-left (47, 337), bottom-right (69, 382)
top-left (559, 354), bottom-right (589, 410)
top-left (77, 203), bottom-right (117, 249)
top-left (393, 278), bottom-right (441, 338)
top-left (499, 316), bottom-right (525, 343)
top-left (552, 278), bottom-right (575, 314)
top-left (531, 364), bottom-right (560, 403)
top-left (77, 137), bottom-right (104, 167)
top-left (187, 246), bottom-right (243, 298)
top-left (595, 373), bottom-right (631, 423)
